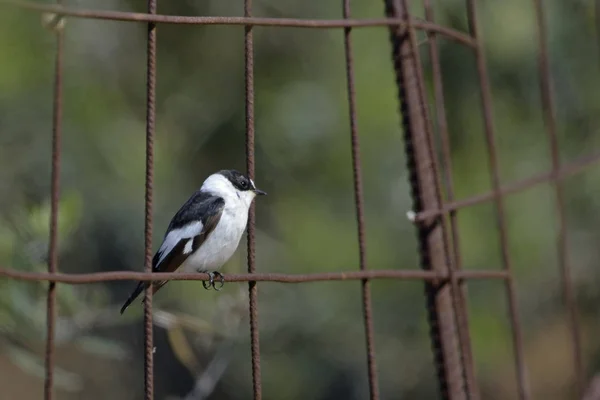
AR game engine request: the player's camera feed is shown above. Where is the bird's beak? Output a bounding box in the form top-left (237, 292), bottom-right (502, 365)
top-left (254, 188), bottom-right (267, 196)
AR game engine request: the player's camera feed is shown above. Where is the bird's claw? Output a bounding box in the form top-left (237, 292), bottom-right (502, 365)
top-left (212, 271), bottom-right (225, 291)
top-left (202, 271), bottom-right (225, 291)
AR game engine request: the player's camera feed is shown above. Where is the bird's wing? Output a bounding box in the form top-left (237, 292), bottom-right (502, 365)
top-left (151, 194), bottom-right (226, 290)
top-left (119, 193), bottom-right (224, 314)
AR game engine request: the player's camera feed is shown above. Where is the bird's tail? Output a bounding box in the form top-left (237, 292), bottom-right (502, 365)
top-left (120, 281), bottom-right (148, 314)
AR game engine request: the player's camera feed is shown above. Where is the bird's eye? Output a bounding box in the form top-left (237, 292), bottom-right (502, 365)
top-left (240, 180), bottom-right (248, 189)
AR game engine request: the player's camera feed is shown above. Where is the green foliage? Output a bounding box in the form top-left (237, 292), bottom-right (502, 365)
top-left (0, 193), bottom-right (125, 393)
top-left (1, 0), bottom-right (600, 399)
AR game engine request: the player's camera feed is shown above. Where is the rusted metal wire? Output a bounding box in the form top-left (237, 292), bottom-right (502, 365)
top-left (412, 149), bottom-right (600, 222)
top-left (464, 1), bottom-right (530, 398)
top-left (532, 0), bottom-right (583, 395)
top-left (143, 0), bottom-right (157, 398)
top-left (342, 1), bottom-right (380, 398)
top-left (3, 0), bottom-right (475, 47)
top-left (422, 0), bottom-right (479, 397)
top-left (0, 267), bottom-right (510, 284)
top-left (1, 0), bottom-right (594, 399)
top-left (44, 1), bottom-right (63, 397)
top-left (383, 0), bottom-right (467, 398)
top-left (244, 0), bottom-right (262, 398)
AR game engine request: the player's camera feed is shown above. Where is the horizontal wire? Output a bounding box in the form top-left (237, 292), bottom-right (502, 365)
top-left (3, 0), bottom-right (476, 47)
top-left (413, 148), bottom-right (600, 222)
top-left (0, 267), bottom-right (509, 284)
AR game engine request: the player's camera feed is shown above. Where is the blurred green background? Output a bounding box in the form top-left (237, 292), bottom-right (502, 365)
top-left (1, 0), bottom-right (600, 399)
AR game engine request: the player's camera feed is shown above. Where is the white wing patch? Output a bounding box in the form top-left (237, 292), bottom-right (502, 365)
top-left (156, 221), bottom-right (203, 266)
top-left (183, 239), bottom-right (194, 254)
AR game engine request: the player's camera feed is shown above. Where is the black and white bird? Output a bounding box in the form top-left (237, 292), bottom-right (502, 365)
top-left (119, 169), bottom-right (266, 314)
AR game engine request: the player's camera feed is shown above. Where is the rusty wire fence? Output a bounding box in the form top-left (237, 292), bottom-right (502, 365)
top-left (0, 0), bottom-right (598, 399)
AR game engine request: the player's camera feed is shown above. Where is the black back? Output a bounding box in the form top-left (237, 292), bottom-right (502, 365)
top-left (218, 169), bottom-right (255, 192)
top-left (167, 191), bottom-right (225, 231)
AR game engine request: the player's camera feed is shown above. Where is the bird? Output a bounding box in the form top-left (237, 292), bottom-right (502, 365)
top-left (119, 169), bottom-right (266, 314)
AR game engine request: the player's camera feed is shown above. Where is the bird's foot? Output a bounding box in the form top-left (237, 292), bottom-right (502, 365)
top-left (201, 271), bottom-right (225, 291)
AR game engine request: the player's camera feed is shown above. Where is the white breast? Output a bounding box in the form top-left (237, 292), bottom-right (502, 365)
top-left (180, 199), bottom-right (249, 273)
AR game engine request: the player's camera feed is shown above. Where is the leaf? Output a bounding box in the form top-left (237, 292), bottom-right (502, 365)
top-left (75, 336), bottom-right (129, 361)
top-left (26, 189), bottom-right (83, 248)
top-left (0, 223), bottom-right (15, 263)
top-left (154, 310), bottom-right (215, 334)
top-left (6, 346), bottom-right (83, 392)
top-left (55, 282), bottom-right (82, 316)
top-left (56, 190), bottom-right (83, 243)
top-left (166, 323), bottom-right (200, 374)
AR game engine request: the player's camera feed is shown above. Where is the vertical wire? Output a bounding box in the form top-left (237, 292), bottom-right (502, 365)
top-left (532, 0), bottom-right (583, 395)
top-left (464, 1), bottom-right (530, 399)
top-left (341, 1), bottom-right (380, 399)
top-left (244, 0), bottom-right (262, 398)
top-left (401, 1), bottom-right (467, 397)
top-left (383, 0), bottom-right (468, 398)
top-left (422, 0), bottom-right (479, 397)
top-left (143, 0), bottom-right (157, 399)
top-left (44, 5), bottom-right (64, 400)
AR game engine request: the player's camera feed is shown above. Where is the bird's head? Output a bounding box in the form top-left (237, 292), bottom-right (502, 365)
top-left (202, 169), bottom-right (266, 207)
